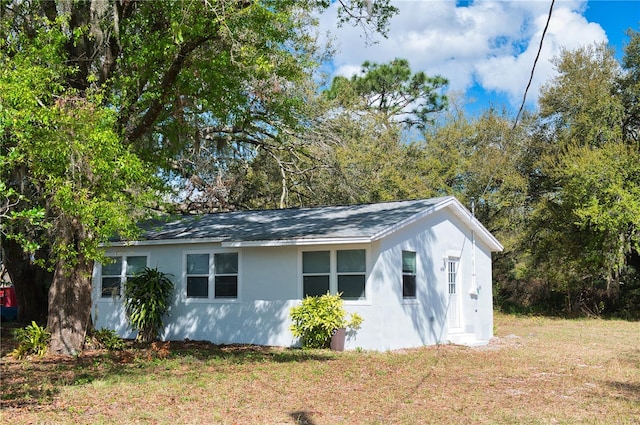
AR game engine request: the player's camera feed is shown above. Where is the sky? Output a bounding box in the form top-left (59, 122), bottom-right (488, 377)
top-left (317, 0), bottom-right (639, 116)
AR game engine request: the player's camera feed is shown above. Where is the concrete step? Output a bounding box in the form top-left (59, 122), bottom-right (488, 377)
top-left (447, 332), bottom-right (488, 347)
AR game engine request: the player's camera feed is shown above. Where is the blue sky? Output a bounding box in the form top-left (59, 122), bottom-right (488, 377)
top-left (318, 0), bottom-right (639, 116)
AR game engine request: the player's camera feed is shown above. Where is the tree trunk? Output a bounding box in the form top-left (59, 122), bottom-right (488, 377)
top-left (47, 257), bottom-right (94, 356)
top-left (2, 238), bottom-right (50, 323)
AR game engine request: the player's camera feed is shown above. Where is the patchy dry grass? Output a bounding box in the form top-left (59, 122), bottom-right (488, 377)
top-left (1, 313), bottom-right (639, 424)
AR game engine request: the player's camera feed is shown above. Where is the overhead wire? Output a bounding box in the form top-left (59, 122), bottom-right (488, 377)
top-left (513, 0), bottom-right (556, 129)
top-left (480, 0), bottom-right (555, 198)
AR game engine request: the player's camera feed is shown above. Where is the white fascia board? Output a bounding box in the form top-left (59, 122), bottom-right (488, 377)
top-left (477, 228), bottom-right (504, 252)
top-left (221, 237), bottom-right (373, 248)
top-left (104, 236), bottom-right (373, 248)
top-left (447, 199), bottom-right (504, 252)
top-left (371, 196), bottom-right (454, 242)
top-left (103, 237), bottom-right (225, 247)
top-left (371, 196), bottom-right (503, 252)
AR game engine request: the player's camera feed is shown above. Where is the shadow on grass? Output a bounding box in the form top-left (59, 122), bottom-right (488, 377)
top-left (0, 337), bottom-right (337, 410)
top-left (290, 410), bottom-right (318, 425)
top-left (166, 339), bottom-right (337, 363)
top-left (0, 351), bottom-right (145, 409)
top-left (619, 348), bottom-right (640, 368)
top-left (606, 381), bottom-right (640, 403)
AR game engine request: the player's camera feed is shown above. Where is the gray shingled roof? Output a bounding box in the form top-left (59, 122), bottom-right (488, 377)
top-left (140, 197), bottom-right (452, 243)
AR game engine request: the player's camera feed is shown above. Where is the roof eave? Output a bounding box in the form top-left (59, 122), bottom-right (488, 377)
top-left (103, 237), bottom-right (225, 247)
top-left (222, 237), bottom-right (373, 248)
top-left (371, 196), bottom-right (454, 242)
top-left (371, 196), bottom-right (503, 252)
top-left (102, 197), bottom-right (503, 252)
top-left (447, 199), bottom-right (504, 252)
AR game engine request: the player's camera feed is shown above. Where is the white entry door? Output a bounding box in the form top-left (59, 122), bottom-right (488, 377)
top-left (447, 258), bottom-right (461, 330)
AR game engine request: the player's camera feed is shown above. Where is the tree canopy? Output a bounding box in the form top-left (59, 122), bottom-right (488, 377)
top-left (0, 0), bottom-right (399, 354)
top-left (326, 58), bottom-right (448, 130)
top-left (503, 37), bottom-right (640, 316)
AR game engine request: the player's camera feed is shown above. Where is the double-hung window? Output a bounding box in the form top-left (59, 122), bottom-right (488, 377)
top-left (337, 249), bottom-right (366, 300)
top-left (101, 255), bottom-right (147, 298)
top-left (302, 251), bottom-right (330, 297)
top-left (302, 249), bottom-right (366, 300)
top-left (402, 250), bottom-right (417, 299)
top-left (214, 253), bottom-right (238, 298)
top-left (186, 254), bottom-right (210, 298)
top-left (186, 252), bottom-right (239, 300)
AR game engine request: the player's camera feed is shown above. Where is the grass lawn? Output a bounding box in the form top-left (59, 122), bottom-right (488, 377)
top-left (1, 313), bottom-right (639, 424)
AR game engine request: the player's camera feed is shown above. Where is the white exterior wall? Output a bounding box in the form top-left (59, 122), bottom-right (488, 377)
top-left (343, 208), bottom-right (494, 350)
top-left (93, 244), bottom-right (301, 347)
top-left (92, 209), bottom-right (495, 350)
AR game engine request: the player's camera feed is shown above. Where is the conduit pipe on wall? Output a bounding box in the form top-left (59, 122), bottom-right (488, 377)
top-left (469, 198), bottom-right (479, 296)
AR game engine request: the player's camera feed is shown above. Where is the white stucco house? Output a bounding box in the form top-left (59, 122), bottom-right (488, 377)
top-left (92, 196), bottom-right (503, 351)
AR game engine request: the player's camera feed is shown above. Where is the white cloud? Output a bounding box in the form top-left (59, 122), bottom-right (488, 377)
top-left (317, 0), bottom-right (608, 111)
top-left (475, 4), bottom-right (607, 104)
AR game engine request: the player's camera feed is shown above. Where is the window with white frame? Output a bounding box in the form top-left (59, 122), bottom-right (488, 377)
top-left (101, 255), bottom-right (147, 298)
top-left (302, 249), bottom-right (366, 300)
top-left (186, 252), bottom-right (239, 299)
top-left (448, 258), bottom-right (458, 295)
top-left (402, 250), bottom-right (417, 299)
top-left (302, 251), bottom-right (330, 297)
top-left (186, 253), bottom-right (210, 298)
top-left (214, 252), bottom-right (238, 298)
top-left (337, 249), bottom-right (366, 300)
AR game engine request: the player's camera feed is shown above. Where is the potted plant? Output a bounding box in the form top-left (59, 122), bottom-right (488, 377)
top-left (289, 292), bottom-right (363, 350)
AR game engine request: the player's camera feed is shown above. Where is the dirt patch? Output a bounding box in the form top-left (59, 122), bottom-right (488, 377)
top-left (472, 334), bottom-right (525, 351)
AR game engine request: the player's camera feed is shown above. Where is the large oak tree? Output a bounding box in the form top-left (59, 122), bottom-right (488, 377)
top-left (1, 0), bottom-right (398, 355)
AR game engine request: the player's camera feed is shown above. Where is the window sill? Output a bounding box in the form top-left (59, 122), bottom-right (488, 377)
top-left (184, 297), bottom-right (241, 304)
top-left (96, 297), bottom-right (122, 302)
top-left (343, 299), bottom-right (371, 306)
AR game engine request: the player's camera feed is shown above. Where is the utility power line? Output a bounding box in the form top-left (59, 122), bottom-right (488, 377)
top-left (480, 0), bottom-right (555, 199)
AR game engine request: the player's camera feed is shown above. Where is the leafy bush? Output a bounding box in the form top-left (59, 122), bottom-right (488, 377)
top-left (289, 292), bottom-right (363, 349)
top-left (12, 321), bottom-right (50, 358)
top-left (90, 328), bottom-right (126, 351)
top-left (123, 267), bottom-right (174, 342)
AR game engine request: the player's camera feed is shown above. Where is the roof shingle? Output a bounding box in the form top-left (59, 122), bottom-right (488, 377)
top-left (142, 197), bottom-right (452, 243)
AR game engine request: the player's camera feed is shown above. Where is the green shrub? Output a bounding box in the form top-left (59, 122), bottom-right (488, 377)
top-left (123, 267), bottom-right (174, 343)
top-left (12, 321), bottom-right (50, 359)
top-left (289, 292), bottom-right (363, 349)
top-left (91, 328), bottom-right (126, 351)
